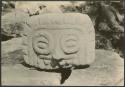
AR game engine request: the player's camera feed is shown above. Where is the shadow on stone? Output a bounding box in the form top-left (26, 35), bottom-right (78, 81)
top-left (73, 64), bottom-right (90, 69)
top-left (21, 62), bottom-right (90, 84)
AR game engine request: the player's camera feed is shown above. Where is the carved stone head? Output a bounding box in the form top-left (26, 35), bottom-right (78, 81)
top-left (22, 13), bottom-right (95, 69)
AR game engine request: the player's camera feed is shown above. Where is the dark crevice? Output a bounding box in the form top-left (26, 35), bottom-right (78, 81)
top-left (1, 34), bottom-right (14, 41)
top-left (60, 68), bottom-right (72, 84)
top-left (21, 61), bottom-right (33, 68)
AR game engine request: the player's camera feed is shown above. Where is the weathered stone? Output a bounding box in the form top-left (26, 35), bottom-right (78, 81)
top-left (62, 50), bottom-right (124, 86)
top-left (22, 13), bottom-right (95, 69)
top-left (39, 6), bottom-right (62, 14)
top-left (2, 38), bottom-right (23, 55)
top-left (15, 1), bottom-right (70, 14)
top-left (2, 64), bottom-right (61, 86)
top-left (1, 38), bottom-right (24, 65)
top-left (2, 50), bottom-right (124, 86)
top-left (1, 11), bottom-right (29, 37)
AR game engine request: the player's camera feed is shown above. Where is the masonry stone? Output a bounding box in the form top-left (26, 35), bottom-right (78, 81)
top-left (22, 13), bottom-right (95, 69)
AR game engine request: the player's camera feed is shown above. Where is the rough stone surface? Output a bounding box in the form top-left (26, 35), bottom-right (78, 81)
top-left (2, 38), bottom-right (23, 55)
top-left (1, 11), bottom-right (29, 36)
top-left (1, 50), bottom-right (124, 86)
top-left (39, 6), bottom-right (62, 14)
top-left (2, 64), bottom-right (61, 86)
top-left (15, 2), bottom-right (39, 13)
top-left (22, 13), bottom-right (95, 69)
top-left (62, 50), bottom-right (124, 86)
top-left (1, 38), bottom-right (24, 65)
top-left (15, 1), bottom-right (68, 14)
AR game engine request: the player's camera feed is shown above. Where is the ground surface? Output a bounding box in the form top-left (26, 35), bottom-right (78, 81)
top-left (1, 49), bottom-right (124, 86)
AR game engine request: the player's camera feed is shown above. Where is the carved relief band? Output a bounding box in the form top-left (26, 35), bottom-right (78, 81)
top-left (22, 13), bottom-right (95, 69)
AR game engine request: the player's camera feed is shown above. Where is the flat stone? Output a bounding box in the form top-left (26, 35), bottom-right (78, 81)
top-left (2, 64), bottom-right (60, 86)
top-left (62, 50), bottom-right (124, 86)
top-left (2, 50), bottom-right (124, 86)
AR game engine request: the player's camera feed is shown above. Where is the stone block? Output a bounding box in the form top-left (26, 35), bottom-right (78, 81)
top-left (22, 13), bottom-right (95, 69)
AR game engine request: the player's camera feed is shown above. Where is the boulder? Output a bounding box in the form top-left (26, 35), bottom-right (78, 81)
top-left (1, 50), bottom-right (124, 86)
top-left (1, 38), bottom-right (24, 65)
top-left (62, 50), bottom-right (124, 86)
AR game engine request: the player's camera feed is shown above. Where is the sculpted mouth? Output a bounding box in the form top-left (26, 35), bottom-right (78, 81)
top-left (50, 58), bottom-right (73, 68)
top-left (38, 55), bottom-right (73, 68)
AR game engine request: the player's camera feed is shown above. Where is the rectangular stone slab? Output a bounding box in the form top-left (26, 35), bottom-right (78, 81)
top-left (22, 13), bottom-right (95, 69)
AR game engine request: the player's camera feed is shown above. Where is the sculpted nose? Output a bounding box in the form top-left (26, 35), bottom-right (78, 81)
top-left (51, 40), bottom-right (64, 60)
top-left (51, 50), bottom-right (64, 68)
top-left (52, 50), bottom-right (62, 60)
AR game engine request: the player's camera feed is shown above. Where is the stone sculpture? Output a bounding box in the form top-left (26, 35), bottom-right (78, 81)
top-left (22, 13), bottom-right (95, 69)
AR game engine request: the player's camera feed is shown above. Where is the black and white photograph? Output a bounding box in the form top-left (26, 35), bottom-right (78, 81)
top-left (1, 0), bottom-right (124, 86)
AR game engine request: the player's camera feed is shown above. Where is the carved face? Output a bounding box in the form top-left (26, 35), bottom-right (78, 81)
top-left (31, 29), bottom-right (81, 68)
top-left (23, 14), bottom-right (95, 69)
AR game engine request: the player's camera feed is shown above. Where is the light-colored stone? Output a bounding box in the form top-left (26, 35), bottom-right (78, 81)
top-left (22, 13), bottom-right (95, 69)
top-left (39, 6), bottom-right (62, 14)
top-left (62, 50), bottom-right (124, 86)
top-left (1, 50), bottom-right (124, 86)
top-left (2, 38), bottom-right (23, 56)
top-left (2, 64), bottom-right (61, 86)
top-left (1, 38), bottom-right (24, 65)
top-left (15, 1), bottom-right (71, 14)
top-left (1, 11), bottom-right (29, 36)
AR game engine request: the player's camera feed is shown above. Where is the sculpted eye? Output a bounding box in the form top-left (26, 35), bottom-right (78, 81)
top-left (37, 36), bottom-right (49, 48)
top-left (32, 31), bottom-right (52, 55)
top-left (65, 37), bottom-right (77, 47)
top-left (37, 36), bottom-right (49, 49)
top-left (61, 34), bottom-right (79, 54)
